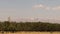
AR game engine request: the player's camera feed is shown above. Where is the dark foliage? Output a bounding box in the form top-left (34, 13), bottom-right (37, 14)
top-left (0, 21), bottom-right (60, 32)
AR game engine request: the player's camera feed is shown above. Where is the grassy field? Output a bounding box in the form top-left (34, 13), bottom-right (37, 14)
top-left (0, 32), bottom-right (60, 34)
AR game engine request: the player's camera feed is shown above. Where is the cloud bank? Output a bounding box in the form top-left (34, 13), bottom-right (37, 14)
top-left (33, 4), bottom-right (60, 11)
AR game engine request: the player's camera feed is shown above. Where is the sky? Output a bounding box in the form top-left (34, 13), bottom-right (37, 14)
top-left (0, 0), bottom-right (60, 22)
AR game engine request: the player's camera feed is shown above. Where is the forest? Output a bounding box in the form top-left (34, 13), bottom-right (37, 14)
top-left (0, 21), bottom-right (60, 32)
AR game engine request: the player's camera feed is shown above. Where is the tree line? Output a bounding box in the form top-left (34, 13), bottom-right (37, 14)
top-left (0, 21), bottom-right (60, 32)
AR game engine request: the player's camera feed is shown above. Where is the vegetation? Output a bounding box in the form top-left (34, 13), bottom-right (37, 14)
top-left (0, 21), bottom-right (60, 32)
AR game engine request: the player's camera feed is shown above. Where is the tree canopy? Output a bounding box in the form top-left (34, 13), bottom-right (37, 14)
top-left (0, 21), bottom-right (60, 32)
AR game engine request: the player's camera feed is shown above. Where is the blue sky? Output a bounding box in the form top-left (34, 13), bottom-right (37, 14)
top-left (0, 0), bottom-right (60, 21)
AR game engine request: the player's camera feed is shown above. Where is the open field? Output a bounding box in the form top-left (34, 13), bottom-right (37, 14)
top-left (0, 32), bottom-right (60, 34)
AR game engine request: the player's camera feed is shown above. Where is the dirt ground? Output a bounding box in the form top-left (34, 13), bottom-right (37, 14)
top-left (0, 31), bottom-right (60, 34)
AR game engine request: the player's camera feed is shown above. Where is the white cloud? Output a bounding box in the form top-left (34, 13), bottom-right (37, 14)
top-left (33, 4), bottom-right (50, 10)
top-left (33, 4), bottom-right (44, 9)
top-left (45, 7), bottom-right (51, 10)
top-left (33, 4), bottom-right (60, 11)
top-left (52, 6), bottom-right (60, 10)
